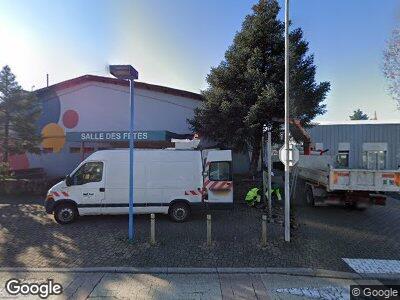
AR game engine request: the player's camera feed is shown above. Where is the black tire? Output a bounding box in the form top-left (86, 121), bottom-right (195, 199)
top-left (54, 203), bottom-right (78, 224)
top-left (169, 202), bottom-right (190, 222)
top-left (305, 185), bottom-right (315, 207)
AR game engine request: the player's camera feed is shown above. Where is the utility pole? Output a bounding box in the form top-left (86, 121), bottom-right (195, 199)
top-left (284, 0), bottom-right (291, 242)
top-left (109, 65), bottom-right (138, 241)
top-left (267, 130), bottom-right (272, 219)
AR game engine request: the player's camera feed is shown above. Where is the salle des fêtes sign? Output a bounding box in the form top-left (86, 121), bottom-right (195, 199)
top-left (65, 131), bottom-right (189, 142)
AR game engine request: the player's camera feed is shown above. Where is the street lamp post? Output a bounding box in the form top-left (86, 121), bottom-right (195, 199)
top-left (109, 65), bottom-right (139, 241)
top-left (284, 0), bottom-right (291, 242)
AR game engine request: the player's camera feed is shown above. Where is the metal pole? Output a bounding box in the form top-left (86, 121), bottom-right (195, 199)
top-left (150, 213), bottom-right (155, 245)
top-left (261, 135), bottom-right (267, 206)
top-left (267, 131), bottom-right (272, 219)
top-left (261, 214), bottom-right (267, 247)
top-left (284, 0), bottom-right (290, 242)
top-left (207, 214), bottom-right (212, 246)
top-left (80, 141), bottom-right (85, 162)
top-left (128, 79), bottom-right (135, 241)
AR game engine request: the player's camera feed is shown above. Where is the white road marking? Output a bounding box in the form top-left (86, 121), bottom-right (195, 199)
top-left (276, 286), bottom-right (348, 300)
top-left (343, 258), bottom-right (400, 274)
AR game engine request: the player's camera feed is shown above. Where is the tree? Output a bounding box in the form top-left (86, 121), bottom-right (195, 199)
top-left (383, 28), bottom-right (400, 108)
top-left (189, 0), bottom-right (330, 174)
top-left (0, 65), bottom-right (41, 166)
top-left (349, 109), bottom-right (368, 120)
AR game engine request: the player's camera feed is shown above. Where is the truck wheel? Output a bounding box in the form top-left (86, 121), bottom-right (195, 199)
top-left (169, 202), bottom-right (190, 222)
top-left (306, 186), bottom-right (315, 207)
top-left (54, 203), bottom-right (78, 224)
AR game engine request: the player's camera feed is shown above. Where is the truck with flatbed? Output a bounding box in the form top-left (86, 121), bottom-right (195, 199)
top-left (297, 154), bottom-right (400, 209)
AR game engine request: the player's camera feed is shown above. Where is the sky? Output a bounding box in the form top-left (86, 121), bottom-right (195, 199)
top-left (0, 0), bottom-right (399, 122)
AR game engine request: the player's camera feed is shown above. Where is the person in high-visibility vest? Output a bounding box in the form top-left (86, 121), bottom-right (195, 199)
top-left (245, 187), bottom-right (261, 206)
top-left (267, 185), bottom-right (282, 201)
top-left (246, 185), bottom-right (282, 207)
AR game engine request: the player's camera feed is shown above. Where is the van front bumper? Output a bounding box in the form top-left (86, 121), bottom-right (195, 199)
top-left (44, 197), bottom-right (55, 214)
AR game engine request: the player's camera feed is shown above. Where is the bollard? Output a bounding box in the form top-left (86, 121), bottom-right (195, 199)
top-left (261, 214), bottom-right (267, 247)
top-left (150, 213), bottom-right (156, 245)
top-left (207, 214), bottom-right (212, 246)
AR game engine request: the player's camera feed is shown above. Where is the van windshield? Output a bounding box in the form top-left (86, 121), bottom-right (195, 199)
top-left (71, 161), bottom-right (103, 185)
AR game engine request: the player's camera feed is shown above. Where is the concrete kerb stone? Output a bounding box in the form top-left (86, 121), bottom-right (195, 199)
top-left (217, 267), bottom-right (267, 273)
top-left (0, 267), bottom-right (368, 279)
top-left (360, 273), bottom-right (400, 280)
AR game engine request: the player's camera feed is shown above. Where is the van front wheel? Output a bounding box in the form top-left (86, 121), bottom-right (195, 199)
top-left (54, 203), bottom-right (78, 224)
top-left (169, 202), bottom-right (190, 222)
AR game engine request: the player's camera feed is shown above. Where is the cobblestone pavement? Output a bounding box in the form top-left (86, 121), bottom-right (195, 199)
top-left (0, 195), bottom-right (399, 270)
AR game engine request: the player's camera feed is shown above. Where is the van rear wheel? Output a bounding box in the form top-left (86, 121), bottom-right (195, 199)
top-left (169, 202), bottom-right (190, 222)
top-left (54, 203), bottom-right (78, 224)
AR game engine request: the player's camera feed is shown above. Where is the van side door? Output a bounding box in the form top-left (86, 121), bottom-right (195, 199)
top-left (69, 161), bottom-right (105, 214)
top-left (203, 150), bottom-right (233, 209)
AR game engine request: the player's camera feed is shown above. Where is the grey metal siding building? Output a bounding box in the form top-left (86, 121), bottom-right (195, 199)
top-left (307, 121), bottom-right (400, 170)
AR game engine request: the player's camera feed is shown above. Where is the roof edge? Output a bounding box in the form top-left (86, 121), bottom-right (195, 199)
top-left (35, 74), bottom-right (203, 101)
top-left (313, 120), bottom-right (400, 125)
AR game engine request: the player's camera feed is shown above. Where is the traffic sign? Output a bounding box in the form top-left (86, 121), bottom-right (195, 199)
top-left (279, 143), bottom-right (299, 167)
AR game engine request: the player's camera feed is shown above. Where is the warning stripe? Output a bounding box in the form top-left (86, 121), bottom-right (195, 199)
top-left (184, 190), bottom-right (203, 196)
top-left (50, 191), bottom-right (69, 198)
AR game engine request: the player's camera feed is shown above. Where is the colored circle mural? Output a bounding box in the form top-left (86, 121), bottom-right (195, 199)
top-left (62, 109), bottom-right (79, 129)
top-left (41, 123), bottom-right (65, 153)
top-left (37, 96), bottom-right (61, 129)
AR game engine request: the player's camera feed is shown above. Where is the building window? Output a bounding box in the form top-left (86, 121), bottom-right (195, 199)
top-left (362, 151), bottom-right (387, 170)
top-left (70, 147), bottom-right (81, 153)
top-left (336, 142), bottom-right (350, 168)
top-left (336, 150), bottom-right (349, 168)
top-left (362, 143), bottom-right (388, 170)
top-left (42, 148), bottom-right (53, 154)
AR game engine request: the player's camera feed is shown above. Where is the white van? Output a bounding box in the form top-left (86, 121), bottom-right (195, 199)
top-left (44, 149), bottom-right (233, 224)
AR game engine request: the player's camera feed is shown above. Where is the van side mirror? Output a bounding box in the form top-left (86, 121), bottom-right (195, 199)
top-left (65, 175), bottom-right (72, 186)
top-left (203, 171), bottom-right (208, 177)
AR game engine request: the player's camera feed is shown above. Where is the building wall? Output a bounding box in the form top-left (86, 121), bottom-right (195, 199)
top-left (307, 124), bottom-right (400, 169)
top-left (23, 81), bottom-right (202, 178)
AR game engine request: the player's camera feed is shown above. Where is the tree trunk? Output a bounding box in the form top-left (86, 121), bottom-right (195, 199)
top-left (2, 113), bottom-right (9, 163)
top-left (250, 136), bottom-right (262, 177)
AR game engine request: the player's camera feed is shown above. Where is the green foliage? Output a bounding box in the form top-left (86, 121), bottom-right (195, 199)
top-left (188, 0), bottom-right (330, 173)
top-left (0, 65), bottom-right (42, 165)
top-left (349, 109), bottom-right (368, 120)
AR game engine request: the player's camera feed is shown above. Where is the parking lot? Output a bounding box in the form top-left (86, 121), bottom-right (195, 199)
top-left (0, 194), bottom-right (399, 271)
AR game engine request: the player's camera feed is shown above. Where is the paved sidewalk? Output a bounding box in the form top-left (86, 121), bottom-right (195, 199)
top-left (0, 268), bottom-right (392, 299)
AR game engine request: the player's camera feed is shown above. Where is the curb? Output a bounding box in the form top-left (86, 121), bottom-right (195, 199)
top-left (0, 267), bottom-right (370, 279)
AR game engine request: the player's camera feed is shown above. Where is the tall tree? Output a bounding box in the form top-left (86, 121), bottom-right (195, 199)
top-left (0, 65), bottom-right (41, 165)
top-left (349, 109), bottom-right (368, 120)
top-left (383, 28), bottom-right (400, 108)
top-left (189, 0), bottom-right (330, 174)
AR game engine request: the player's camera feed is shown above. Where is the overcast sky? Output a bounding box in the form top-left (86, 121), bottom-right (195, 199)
top-left (0, 0), bottom-right (399, 121)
